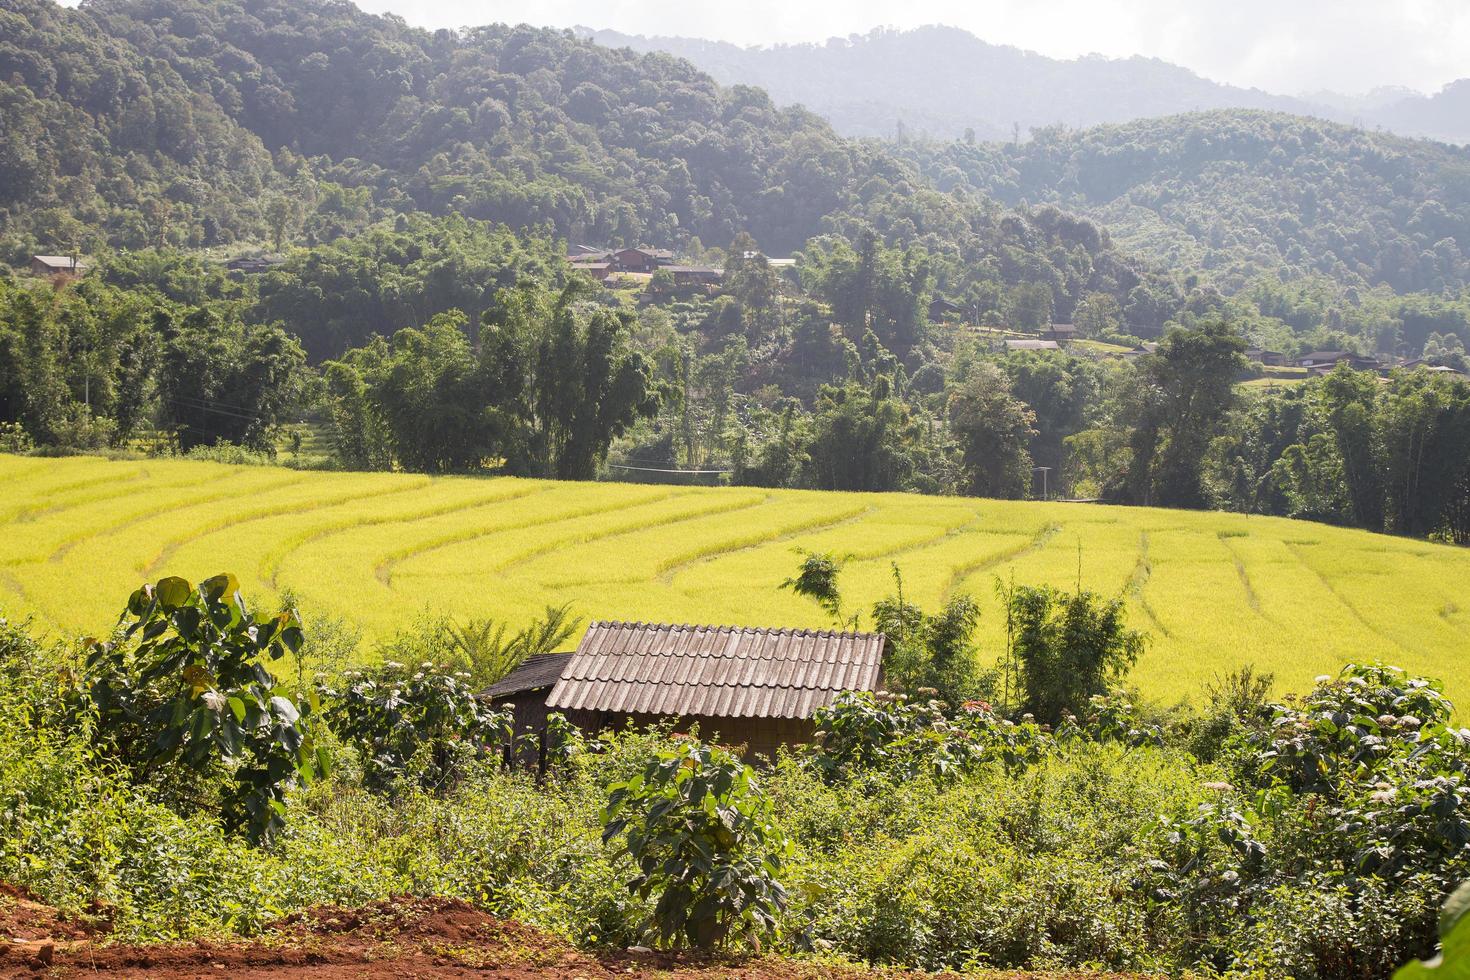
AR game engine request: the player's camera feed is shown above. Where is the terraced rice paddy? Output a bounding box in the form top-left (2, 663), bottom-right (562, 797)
top-left (3, 454), bottom-right (1470, 706)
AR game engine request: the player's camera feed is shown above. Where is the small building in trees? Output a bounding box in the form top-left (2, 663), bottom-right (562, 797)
top-left (1004, 338), bottom-right (1060, 352)
top-left (29, 255), bottom-right (91, 278)
top-left (1297, 350), bottom-right (1378, 372)
top-left (569, 260), bottom-right (614, 282)
top-left (611, 247), bottom-right (674, 273)
top-left (664, 265), bottom-right (723, 286)
top-left (1044, 323), bottom-right (1077, 344)
top-left (224, 256), bottom-right (284, 275)
top-left (928, 298), bottom-right (961, 322)
top-left (1245, 348), bottom-right (1289, 366)
top-left (485, 621), bottom-right (888, 759)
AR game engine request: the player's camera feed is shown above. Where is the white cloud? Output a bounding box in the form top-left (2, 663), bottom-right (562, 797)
top-left (358, 0), bottom-right (1470, 95)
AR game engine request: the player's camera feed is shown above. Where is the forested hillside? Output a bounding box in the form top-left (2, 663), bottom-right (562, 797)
top-left (3, 0), bottom-right (1469, 547)
top-left (0, 0), bottom-right (1172, 328)
top-left (904, 111), bottom-right (1470, 292)
top-left (0, 0), bottom-right (288, 249)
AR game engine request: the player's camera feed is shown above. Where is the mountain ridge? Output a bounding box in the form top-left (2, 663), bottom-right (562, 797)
top-left (581, 24), bottom-right (1470, 146)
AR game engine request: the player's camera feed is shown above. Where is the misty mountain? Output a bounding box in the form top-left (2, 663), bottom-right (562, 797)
top-left (582, 25), bottom-right (1470, 146)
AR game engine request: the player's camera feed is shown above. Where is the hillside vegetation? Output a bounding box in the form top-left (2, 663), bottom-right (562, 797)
top-left (905, 111), bottom-right (1470, 292)
top-left (0, 0), bottom-right (1168, 327)
top-left (3, 454), bottom-right (1468, 706)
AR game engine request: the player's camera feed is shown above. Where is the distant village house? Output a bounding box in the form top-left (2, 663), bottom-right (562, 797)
top-left (1043, 323), bottom-right (1077, 345)
top-left (662, 265), bottom-right (722, 287)
top-left (927, 298), bottom-right (961, 322)
top-left (566, 245), bottom-right (677, 277)
top-left (485, 621), bottom-right (887, 760)
top-left (29, 255), bottom-right (90, 278)
top-left (1005, 338), bottom-right (1060, 352)
top-left (570, 261), bottom-right (614, 282)
top-left (224, 256), bottom-right (285, 275)
top-left (1245, 347), bottom-right (1289, 366)
top-left (1297, 350), bottom-right (1378, 373)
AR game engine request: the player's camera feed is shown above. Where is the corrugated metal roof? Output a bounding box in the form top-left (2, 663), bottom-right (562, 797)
top-left (545, 622), bottom-right (885, 720)
top-left (483, 652), bottom-right (574, 699)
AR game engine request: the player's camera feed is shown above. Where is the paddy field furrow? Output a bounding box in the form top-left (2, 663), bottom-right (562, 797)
top-left (5, 455), bottom-right (1470, 708)
top-left (262, 481), bottom-right (551, 588)
top-left (942, 522), bottom-right (1061, 600)
top-left (655, 503), bottom-right (874, 586)
top-left (142, 477), bottom-right (431, 577)
top-left (378, 487), bottom-right (690, 587)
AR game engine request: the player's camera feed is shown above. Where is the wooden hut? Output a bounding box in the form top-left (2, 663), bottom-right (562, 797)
top-left (485, 621), bottom-right (887, 759)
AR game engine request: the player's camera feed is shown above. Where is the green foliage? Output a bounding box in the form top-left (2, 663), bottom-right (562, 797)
top-left (1234, 366), bottom-right (1470, 538)
top-left (947, 361), bottom-right (1036, 498)
top-left (0, 270), bottom-right (308, 453)
top-left (871, 568), bottom-right (985, 705)
top-left (322, 282), bottom-right (660, 476)
top-left (780, 550), bottom-right (850, 627)
top-left (602, 739), bottom-right (789, 950)
top-left (1116, 319), bottom-right (1247, 507)
top-left (255, 214), bottom-right (564, 360)
top-left (801, 233), bottom-right (931, 356)
top-left (1003, 584), bottom-right (1146, 724)
top-left (809, 691), bottom-right (1052, 784)
top-left (0, 420), bottom-right (33, 452)
top-left (6, 595), bottom-right (1470, 976)
top-left (83, 573), bottom-right (322, 844)
top-left (1396, 881), bottom-right (1470, 978)
top-left (321, 659), bottom-right (511, 795)
top-left (482, 282), bottom-right (661, 479)
top-left (908, 110), bottom-right (1470, 294)
top-left (803, 380), bottom-right (918, 492)
top-left (442, 604), bottom-right (582, 690)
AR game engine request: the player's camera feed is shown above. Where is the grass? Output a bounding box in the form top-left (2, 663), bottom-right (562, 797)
top-left (3, 454), bottom-right (1469, 707)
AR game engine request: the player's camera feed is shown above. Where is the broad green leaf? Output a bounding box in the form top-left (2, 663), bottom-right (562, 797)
top-left (199, 572), bottom-right (239, 602)
top-left (154, 576), bottom-right (192, 609)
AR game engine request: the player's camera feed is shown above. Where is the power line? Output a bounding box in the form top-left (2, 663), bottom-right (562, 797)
top-left (606, 463), bottom-right (731, 475)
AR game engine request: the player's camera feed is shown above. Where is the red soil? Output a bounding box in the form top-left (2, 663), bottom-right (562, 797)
top-left (0, 885), bottom-right (1145, 979)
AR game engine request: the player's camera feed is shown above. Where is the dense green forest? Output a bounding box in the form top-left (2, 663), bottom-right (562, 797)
top-left (0, 0), bottom-right (1170, 330)
top-left (904, 111), bottom-right (1470, 292)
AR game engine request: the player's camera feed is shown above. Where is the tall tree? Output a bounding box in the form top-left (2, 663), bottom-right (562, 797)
top-left (482, 281), bottom-right (660, 479)
top-left (949, 362), bottom-right (1036, 499)
top-left (1121, 320), bottom-right (1246, 507)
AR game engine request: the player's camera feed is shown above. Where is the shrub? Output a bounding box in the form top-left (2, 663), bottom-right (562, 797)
top-left (1001, 584), bottom-right (1145, 723)
top-left (320, 660), bottom-right (511, 795)
top-left (0, 421), bottom-right (34, 453)
top-left (83, 573), bottom-right (323, 844)
top-left (873, 578), bottom-right (986, 705)
top-left (809, 691), bottom-right (1055, 785)
top-left (602, 738), bottom-right (790, 950)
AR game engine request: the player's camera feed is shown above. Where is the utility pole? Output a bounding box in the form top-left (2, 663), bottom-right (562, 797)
top-left (1033, 465), bottom-right (1052, 501)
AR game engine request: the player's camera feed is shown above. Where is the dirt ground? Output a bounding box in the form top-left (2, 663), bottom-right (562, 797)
top-left (0, 883), bottom-right (1145, 979)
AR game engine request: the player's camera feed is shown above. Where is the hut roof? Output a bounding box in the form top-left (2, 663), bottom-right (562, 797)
top-left (544, 621), bottom-right (886, 720)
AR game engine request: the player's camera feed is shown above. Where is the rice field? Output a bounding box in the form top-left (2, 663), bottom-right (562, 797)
top-left (3, 454), bottom-right (1470, 707)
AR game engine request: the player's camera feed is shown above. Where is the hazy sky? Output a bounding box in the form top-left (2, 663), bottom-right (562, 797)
top-left (355, 0), bottom-right (1470, 96)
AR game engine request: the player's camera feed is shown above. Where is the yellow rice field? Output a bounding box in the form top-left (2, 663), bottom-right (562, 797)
top-left (3, 454), bottom-right (1469, 706)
